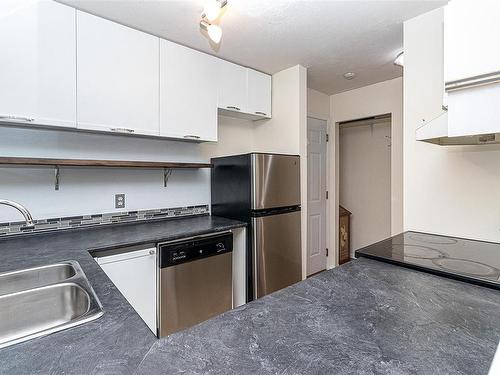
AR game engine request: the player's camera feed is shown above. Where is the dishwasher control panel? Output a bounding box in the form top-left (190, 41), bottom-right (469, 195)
top-left (158, 232), bottom-right (233, 268)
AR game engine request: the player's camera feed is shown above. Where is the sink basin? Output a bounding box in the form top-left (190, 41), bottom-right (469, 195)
top-left (0, 261), bottom-right (103, 349)
top-left (0, 263), bottom-right (76, 296)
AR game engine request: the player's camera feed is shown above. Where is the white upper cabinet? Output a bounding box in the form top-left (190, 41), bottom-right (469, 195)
top-left (0, 1), bottom-right (272, 139)
top-left (160, 40), bottom-right (218, 142)
top-left (76, 11), bottom-right (159, 136)
top-left (217, 60), bottom-right (272, 120)
top-left (0, 0), bottom-right (76, 128)
top-left (247, 69), bottom-right (272, 118)
top-left (218, 60), bottom-right (248, 113)
top-left (444, 0), bottom-right (500, 83)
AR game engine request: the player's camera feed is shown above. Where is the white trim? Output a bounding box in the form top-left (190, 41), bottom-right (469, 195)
top-left (306, 116), bottom-right (331, 273)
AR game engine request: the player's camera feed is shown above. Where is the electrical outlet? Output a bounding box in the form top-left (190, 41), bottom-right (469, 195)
top-left (115, 194), bottom-right (125, 209)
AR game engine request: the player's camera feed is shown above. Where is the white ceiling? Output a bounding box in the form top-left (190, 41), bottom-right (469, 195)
top-left (59, 0), bottom-right (446, 95)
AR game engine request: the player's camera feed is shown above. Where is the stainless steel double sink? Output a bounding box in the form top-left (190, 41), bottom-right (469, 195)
top-left (0, 261), bottom-right (103, 349)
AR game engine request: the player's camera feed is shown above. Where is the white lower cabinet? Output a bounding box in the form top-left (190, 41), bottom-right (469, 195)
top-left (76, 11), bottom-right (160, 136)
top-left (0, 0), bottom-right (76, 128)
top-left (95, 247), bottom-right (157, 334)
top-left (160, 40), bottom-right (218, 142)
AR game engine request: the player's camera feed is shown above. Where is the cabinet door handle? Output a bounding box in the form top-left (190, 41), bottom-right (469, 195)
top-left (0, 114), bottom-right (35, 122)
top-left (227, 106), bottom-right (241, 111)
top-left (110, 127), bottom-right (135, 133)
top-left (183, 135), bottom-right (201, 139)
top-left (255, 111), bottom-right (267, 116)
top-left (149, 249), bottom-right (156, 255)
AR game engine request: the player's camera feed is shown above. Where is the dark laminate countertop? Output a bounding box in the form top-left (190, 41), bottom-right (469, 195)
top-left (0, 215), bottom-right (246, 374)
top-left (0, 219), bottom-right (499, 374)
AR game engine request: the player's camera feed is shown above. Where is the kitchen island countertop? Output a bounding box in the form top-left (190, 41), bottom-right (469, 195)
top-left (0, 219), bottom-right (499, 374)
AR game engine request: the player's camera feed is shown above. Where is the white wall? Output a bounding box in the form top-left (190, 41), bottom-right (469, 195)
top-left (0, 116), bottom-right (262, 223)
top-left (254, 65), bottom-right (306, 154)
top-left (199, 115), bottom-right (256, 158)
top-left (0, 126), bottom-right (210, 222)
top-left (339, 119), bottom-right (392, 256)
top-left (307, 88), bottom-right (331, 121)
top-left (254, 65), bottom-right (309, 279)
top-left (330, 77), bottom-right (403, 267)
top-left (404, 8), bottom-right (500, 242)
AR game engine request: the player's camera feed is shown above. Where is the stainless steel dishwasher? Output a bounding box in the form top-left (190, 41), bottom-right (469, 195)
top-left (158, 232), bottom-right (233, 337)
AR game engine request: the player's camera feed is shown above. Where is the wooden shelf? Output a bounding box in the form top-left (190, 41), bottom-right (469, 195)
top-left (0, 157), bottom-right (212, 190)
top-left (0, 157), bottom-right (212, 169)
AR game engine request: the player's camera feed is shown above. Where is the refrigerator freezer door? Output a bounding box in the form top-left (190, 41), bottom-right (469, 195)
top-left (251, 154), bottom-right (300, 210)
top-left (252, 210), bottom-right (302, 298)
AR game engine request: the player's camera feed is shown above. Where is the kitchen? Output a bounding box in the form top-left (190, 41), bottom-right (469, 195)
top-left (0, 0), bottom-right (499, 374)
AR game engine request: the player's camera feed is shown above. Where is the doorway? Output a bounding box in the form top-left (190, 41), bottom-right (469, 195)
top-left (339, 114), bottom-right (391, 258)
top-left (307, 117), bottom-right (328, 276)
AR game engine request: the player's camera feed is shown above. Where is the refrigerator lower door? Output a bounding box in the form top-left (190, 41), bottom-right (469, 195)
top-left (251, 153), bottom-right (300, 210)
top-left (252, 210), bottom-right (302, 298)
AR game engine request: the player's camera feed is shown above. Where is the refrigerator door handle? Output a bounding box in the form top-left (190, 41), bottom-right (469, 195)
top-left (252, 221), bottom-right (258, 300)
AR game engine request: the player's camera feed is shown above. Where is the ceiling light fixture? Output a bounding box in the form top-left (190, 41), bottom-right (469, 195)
top-left (200, 20), bottom-right (223, 44)
top-left (202, 0), bottom-right (227, 22)
top-left (394, 51), bottom-right (404, 67)
top-left (200, 0), bottom-right (227, 45)
top-left (343, 72), bottom-right (356, 80)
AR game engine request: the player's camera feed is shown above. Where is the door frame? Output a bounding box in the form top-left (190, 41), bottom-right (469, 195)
top-left (333, 112), bottom-right (399, 267)
top-left (337, 115), bottom-right (392, 259)
top-left (307, 116), bottom-right (331, 274)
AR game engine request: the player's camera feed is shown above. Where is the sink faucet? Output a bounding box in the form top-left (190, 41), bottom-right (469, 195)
top-left (0, 200), bottom-right (35, 229)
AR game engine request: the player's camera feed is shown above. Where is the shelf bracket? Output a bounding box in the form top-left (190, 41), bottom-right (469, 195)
top-left (54, 166), bottom-right (60, 191)
top-left (163, 168), bottom-right (173, 187)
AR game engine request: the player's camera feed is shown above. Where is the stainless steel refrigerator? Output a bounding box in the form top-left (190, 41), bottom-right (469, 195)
top-left (211, 153), bottom-right (302, 301)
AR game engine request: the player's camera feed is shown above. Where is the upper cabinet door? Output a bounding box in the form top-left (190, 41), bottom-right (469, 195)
top-left (160, 40), bottom-right (218, 142)
top-left (444, 1), bottom-right (500, 83)
top-left (77, 11), bottom-right (159, 136)
top-left (0, 0), bottom-right (76, 128)
top-left (218, 60), bottom-right (248, 113)
top-left (247, 69), bottom-right (272, 118)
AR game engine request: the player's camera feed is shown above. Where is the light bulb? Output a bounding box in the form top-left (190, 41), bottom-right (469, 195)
top-left (207, 24), bottom-right (222, 44)
top-left (203, 0), bottom-right (222, 22)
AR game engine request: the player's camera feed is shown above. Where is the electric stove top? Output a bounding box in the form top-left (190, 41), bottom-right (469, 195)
top-left (355, 231), bottom-right (500, 290)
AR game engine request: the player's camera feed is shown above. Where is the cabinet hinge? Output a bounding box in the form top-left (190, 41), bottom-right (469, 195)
top-left (326, 248), bottom-right (329, 257)
top-left (326, 133), bottom-right (329, 142)
top-left (326, 191), bottom-right (329, 200)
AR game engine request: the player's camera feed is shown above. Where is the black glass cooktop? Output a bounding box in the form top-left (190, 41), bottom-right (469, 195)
top-left (355, 231), bottom-right (500, 290)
